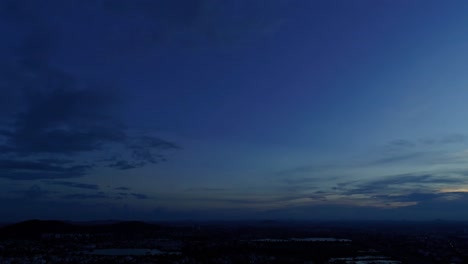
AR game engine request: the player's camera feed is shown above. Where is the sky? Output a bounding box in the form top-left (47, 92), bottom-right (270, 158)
top-left (2, 0), bottom-right (468, 221)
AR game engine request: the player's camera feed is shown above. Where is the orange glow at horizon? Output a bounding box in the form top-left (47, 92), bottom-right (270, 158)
top-left (439, 187), bottom-right (468, 193)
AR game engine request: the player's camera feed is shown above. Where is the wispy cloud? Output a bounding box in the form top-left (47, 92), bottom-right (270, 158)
top-left (370, 152), bottom-right (425, 165)
top-left (13, 185), bottom-right (54, 200)
top-left (97, 0), bottom-right (290, 50)
top-left (108, 160), bottom-right (142, 170)
top-left (0, 7), bottom-right (180, 180)
top-left (386, 134), bottom-right (468, 151)
top-left (61, 192), bottom-right (109, 200)
top-left (184, 187), bottom-right (229, 193)
top-left (44, 181), bottom-right (100, 190)
top-left (0, 159), bottom-right (92, 180)
top-left (342, 173), bottom-right (466, 195)
top-left (130, 193), bottom-right (149, 200)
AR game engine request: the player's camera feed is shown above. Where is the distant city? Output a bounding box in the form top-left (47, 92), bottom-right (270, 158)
top-left (1, 219), bottom-right (467, 263)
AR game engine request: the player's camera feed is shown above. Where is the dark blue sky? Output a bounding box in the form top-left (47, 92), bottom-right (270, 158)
top-left (2, 0), bottom-right (468, 221)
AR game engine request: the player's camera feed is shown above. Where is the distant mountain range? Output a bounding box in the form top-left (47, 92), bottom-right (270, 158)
top-left (0, 219), bottom-right (164, 239)
top-left (2, 219), bottom-right (468, 239)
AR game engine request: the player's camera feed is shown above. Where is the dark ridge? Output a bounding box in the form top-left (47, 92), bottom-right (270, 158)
top-left (89, 220), bottom-right (161, 234)
top-left (0, 219), bottom-right (79, 239)
top-left (0, 220), bottom-right (162, 239)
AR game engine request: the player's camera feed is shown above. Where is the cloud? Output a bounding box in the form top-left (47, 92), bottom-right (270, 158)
top-left (371, 192), bottom-right (467, 205)
top-left (108, 160), bottom-right (142, 170)
top-left (104, 136), bottom-right (179, 170)
top-left (0, 27), bottom-right (129, 180)
top-left (128, 136), bottom-right (180, 164)
top-left (387, 134), bottom-right (468, 151)
top-left (115, 187), bottom-right (130, 191)
top-left (276, 166), bottom-right (320, 178)
top-left (9, 184), bottom-right (55, 201)
top-left (275, 164), bottom-right (343, 191)
top-left (184, 187), bottom-right (228, 192)
top-left (0, 19), bottom-right (179, 179)
top-left (388, 139), bottom-right (415, 148)
top-left (263, 196), bottom-right (468, 220)
top-left (430, 134), bottom-right (466, 145)
top-left (0, 160), bottom-right (86, 172)
top-left (372, 193), bottom-right (442, 203)
top-left (1, 0), bottom-right (289, 58)
top-left (337, 172), bottom-right (468, 205)
top-left (36, 159), bottom-right (74, 165)
top-left (0, 159), bottom-right (92, 180)
top-left (279, 134), bottom-right (468, 183)
top-left (43, 181), bottom-right (100, 190)
top-left (61, 192), bottom-right (109, 200)
top-left (97, 0), bottom-right (289, 51)
top-left (362, 173), bottom-right (463, 187)
top-left (130, 193), bottom-right (149, 200)
top-left (370, 152), bottom-right (424, 165)
top-left (15, 184), bottom-right (54, 200)
top-left (370, 135), bottom-right (468, 166)
top-left (265, 169), bottom-right (468, 210)
top-left (1, 88), bottom-right (125, 155)
top-left (177, 191), bottom-right (330, 209)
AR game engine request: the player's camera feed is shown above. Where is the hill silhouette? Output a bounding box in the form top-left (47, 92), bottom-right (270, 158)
top-left (0, 219), bottom-right (162, 239)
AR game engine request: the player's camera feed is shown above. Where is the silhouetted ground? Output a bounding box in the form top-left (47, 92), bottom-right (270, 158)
top-left (1, 220), bottom-right (468, 263)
